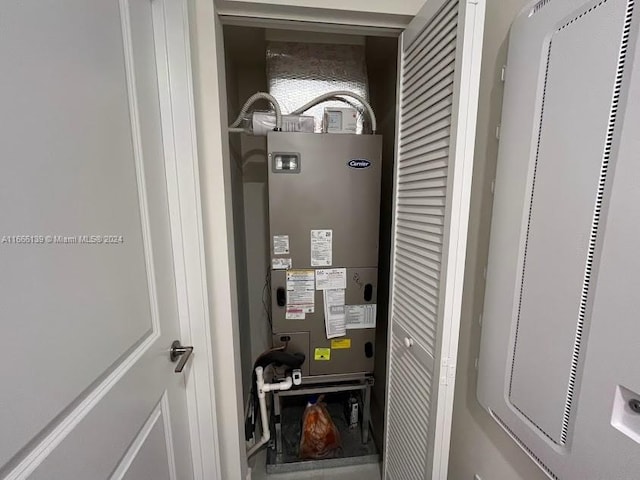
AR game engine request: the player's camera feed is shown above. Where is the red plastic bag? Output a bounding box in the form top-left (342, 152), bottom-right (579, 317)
top-left (299, 398), bottom-right (342, 459)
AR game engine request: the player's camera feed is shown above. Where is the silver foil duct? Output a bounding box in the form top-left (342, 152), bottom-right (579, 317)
top-left (266, 41), bottom-right (370, 133)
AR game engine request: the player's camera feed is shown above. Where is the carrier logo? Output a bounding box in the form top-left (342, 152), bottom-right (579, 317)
top-left (348, 159), bottom-right (372, 169)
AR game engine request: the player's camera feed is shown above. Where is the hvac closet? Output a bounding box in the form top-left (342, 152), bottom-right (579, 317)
top-left (209, 0), bottom-right (485, 477)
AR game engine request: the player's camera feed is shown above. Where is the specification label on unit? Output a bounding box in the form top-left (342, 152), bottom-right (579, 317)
top-left (286, 269), bottom-right (315, 319)
top-left (273, 235), bottom-right (290, 255)
top-left (345, 304), bottom-right (377, 329)
top-left (315, 268), bottom-right (346, 290)
top-left (311, 230), bottom-right (332, 267)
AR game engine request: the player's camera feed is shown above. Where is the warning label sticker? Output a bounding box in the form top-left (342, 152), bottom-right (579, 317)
top-left (285, 307), bottom-right (305, 320)
top-left (331, 338), bottom-right (351, 349)
top-left (286, 269), bottom-right (315, 315)
top-left (314, 347), bottom-right (331, 361)
top-left (311, 230), bottom-right (332, 267)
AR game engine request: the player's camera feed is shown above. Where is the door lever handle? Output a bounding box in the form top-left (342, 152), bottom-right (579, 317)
top-left (169, 340), bottom-right (194, 373)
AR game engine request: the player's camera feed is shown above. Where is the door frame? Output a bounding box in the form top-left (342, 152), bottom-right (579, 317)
top-left (153, 0), bottom-right (222, 479)
top-left (188, 5), bottom-right (407, 479)
top-left (187, 0), bottom-right (488, 478)
top-left (421, 1), bottom-right (485, 477)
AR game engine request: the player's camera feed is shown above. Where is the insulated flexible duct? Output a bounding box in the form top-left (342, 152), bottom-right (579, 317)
top-left (229, 92), bottom-right (283, 131)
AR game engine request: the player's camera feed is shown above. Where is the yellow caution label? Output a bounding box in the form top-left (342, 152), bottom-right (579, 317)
top-left (331, 338), bottom-right (351, 349)
top-left (314, 348), bottom-right (331, 361)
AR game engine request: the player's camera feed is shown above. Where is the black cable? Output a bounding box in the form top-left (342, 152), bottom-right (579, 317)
top-left (262, 270), bottom-right (272, 328)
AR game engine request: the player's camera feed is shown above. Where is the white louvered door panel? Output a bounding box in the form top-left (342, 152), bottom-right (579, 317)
top-left (386, 323), bottom-right (435, 479)
top-left (384, 0), bottom-right (485, 478)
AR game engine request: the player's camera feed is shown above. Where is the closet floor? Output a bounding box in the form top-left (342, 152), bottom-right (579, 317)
top-left (250, 449), bottom-right (381, 479)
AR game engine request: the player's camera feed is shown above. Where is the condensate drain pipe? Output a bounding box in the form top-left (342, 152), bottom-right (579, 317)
top-left (246, 366), bottom-right (293, 459)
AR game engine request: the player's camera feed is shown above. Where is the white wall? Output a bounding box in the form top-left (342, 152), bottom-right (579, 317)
top-left (447, 1), bottom-right (548, 479)
top-left (219, 0), bottom-right (423, 16)
top-left (187, 3), bottom-right (247, 479)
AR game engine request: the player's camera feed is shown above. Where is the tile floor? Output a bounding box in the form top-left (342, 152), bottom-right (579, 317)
top-left (249, 449), bottom-right (381, 480)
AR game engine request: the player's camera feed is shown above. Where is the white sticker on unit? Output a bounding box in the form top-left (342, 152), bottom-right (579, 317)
top-left (272, 258), bottom-right (292, 270)
top-left (311, 229), bottom-right (332, 267)
top-left (324, 288), bottom-right (346, 339)
top-left (345, 304), bottom-right (377, 329)
top-left (315, 268), bottom-right (347, 290)
top-left (286, 269), bottom-right (315, 314)
top-left (273, 235), bottom-right (290, 255)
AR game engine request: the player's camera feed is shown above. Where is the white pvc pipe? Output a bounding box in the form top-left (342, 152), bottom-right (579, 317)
top-left (247, 366), bottom-right (270, 458)
top-left (229, 92), bottom-right (283, 132)
top-left (263, 376), bottom-right (293, 392)
top-left (290, 90), bottom-right (378, 134)
top-left (246, 366), bottom-right (294, 459)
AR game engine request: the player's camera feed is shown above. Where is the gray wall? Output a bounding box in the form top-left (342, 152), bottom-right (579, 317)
top-left (224, 40), bottom-right (254, 402)
top-left (234, 35), bottom-right (272, 373)
top-left (223, 26), bottom-right (271, 400)
top-left (447, 1), bottom-right (548, 479)
top-left (365, 36), bottom-right (398, 452)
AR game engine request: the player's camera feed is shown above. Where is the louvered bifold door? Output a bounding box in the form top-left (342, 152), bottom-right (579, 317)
top-left (383, 0), bottom-right (485, 479)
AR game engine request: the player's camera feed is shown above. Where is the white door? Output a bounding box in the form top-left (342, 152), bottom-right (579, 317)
top-left (384, 0), bottom-right (485, 478)
top-left (1, 1), bottom-right (198, 478)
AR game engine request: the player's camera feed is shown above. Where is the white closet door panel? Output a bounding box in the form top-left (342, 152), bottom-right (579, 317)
top-left (402, 104), bottom-right (454, 141)
top-left (404, 101), bottom-right (455, 137)
top-left (386, 325), bottom-right (434, 480)
top-left (404, 0), bottom-right (459, 63)
top-left (0, 1), bottom-right (197, 478)
top-left (384, 0), bottom-right (485, 478)
top-left (403, 43), bottom-right (457, 94)
top-left (391, 0), bottom-right (458, 356)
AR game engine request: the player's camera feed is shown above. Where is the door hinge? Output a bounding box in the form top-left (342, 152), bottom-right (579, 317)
top-left (440, 358), bottom-right (457, 386)
top-left (501, 65), bottom-right (507, 82)
top-left (495, 124), bottom-right (501, 140)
